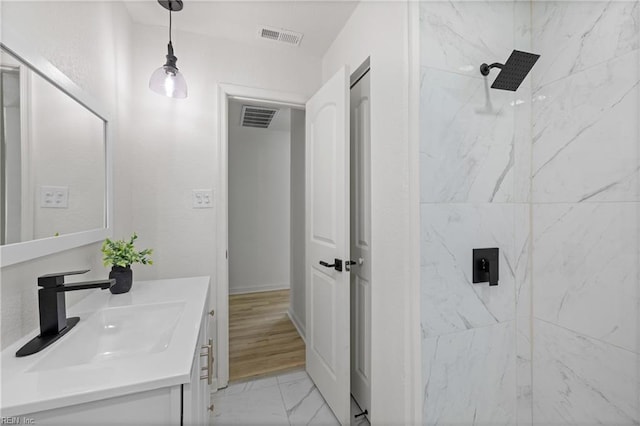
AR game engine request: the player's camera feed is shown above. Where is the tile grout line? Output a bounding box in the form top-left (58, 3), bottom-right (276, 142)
top-left (422, 319), bottom-right (515, 341)
top-left (533, 316), bottom-right (640, 356)
top-left (276, 373), bottom-right (294, 426)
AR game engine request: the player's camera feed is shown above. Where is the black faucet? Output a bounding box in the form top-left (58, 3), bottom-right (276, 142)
top-left (16, 270), bottom-right (115, 357)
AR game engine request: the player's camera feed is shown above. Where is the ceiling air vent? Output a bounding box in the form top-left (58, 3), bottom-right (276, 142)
top-left (241, 105), bottom-right (279, 129)
top-left (257, 26), bottom-right (303, 46)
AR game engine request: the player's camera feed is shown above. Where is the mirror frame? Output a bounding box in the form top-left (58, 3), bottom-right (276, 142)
top-left (0, 29), bottom-right (113, 267)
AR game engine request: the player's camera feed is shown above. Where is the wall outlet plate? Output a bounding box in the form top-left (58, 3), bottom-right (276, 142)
top-left (192, 189), bottom-right (213, 209)
top-left (40, 186), bottom-right (69, 208)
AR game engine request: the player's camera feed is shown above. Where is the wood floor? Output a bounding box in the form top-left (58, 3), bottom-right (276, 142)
top-left (229, 289), bottom-right (305, 381)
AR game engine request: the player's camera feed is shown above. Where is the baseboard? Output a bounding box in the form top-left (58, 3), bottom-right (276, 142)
top-left (287, 309), bottom-right (306, 343)
top-left (228, 283), bottom-right (290, 295)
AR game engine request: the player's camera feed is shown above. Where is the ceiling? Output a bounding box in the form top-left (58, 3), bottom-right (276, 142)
top-left (123, 1), bottom-right (359, 58)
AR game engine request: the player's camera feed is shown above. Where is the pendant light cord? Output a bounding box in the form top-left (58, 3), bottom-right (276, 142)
top-left (169, 10), bottom-right (172, 43)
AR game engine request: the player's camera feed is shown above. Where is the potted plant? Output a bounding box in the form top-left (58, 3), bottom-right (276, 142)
top-left (101, 233), bottom-right (153, 294)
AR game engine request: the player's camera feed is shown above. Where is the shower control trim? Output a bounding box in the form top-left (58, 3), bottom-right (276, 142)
top-left (472, 248), bottom-right (499, 286)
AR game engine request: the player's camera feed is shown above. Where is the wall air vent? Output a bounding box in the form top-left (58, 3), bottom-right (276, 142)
top-left (257, 26), bottom-right (303, 46)
top-left (241, 105), bottom-right (279, 129)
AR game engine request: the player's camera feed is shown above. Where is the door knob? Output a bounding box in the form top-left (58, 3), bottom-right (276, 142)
top-left (319, 258), bottom-right (343, 272)
top-left (345, 260), bottom-right (357, 271)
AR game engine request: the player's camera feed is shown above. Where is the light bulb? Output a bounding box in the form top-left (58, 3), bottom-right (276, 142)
top-left (149, 65), bottom-right (187, 99)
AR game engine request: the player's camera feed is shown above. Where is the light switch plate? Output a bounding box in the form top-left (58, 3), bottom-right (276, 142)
top-left (40, 186), bottom-right (69, 208)
top-left (192, 189), bottom-right (213, 209)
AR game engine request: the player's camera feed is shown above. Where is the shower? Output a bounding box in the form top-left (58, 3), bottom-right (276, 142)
top-left (480, 49), bottom-right (540, 91)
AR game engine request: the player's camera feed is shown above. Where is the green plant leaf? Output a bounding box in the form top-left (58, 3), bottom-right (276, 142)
top-left (101, 233), bottom-right (153, 268)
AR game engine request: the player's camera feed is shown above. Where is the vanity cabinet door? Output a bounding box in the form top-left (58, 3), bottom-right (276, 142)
top-left (182, 308), bottom-right (212, 425)
top-left (25, 386), bottom-right (182, 425)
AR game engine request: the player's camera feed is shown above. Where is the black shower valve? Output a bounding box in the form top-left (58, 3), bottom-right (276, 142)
top-left (472, 248), bottom-right (499, 286)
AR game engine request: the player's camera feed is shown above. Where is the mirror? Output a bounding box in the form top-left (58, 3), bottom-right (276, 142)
top-left (0, 39), bottom-right (111, 267)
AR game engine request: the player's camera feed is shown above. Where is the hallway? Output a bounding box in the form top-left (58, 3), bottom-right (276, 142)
top-left (229, 289), bottom-right (305, 381)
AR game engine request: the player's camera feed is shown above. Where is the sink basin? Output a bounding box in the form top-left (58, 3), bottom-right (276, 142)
top-left (29, 301), bottom-right (185, 372)
top-left (1, 277), bottom-right (210, 418)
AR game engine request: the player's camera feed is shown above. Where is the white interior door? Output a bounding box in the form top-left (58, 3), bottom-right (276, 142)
top-left (350, 69), bottom-right (371, 415)
top-left (305, 66), bottom-right (350, 425)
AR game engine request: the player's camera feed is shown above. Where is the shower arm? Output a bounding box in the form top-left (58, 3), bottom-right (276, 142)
top-left (480, 62), bottom-right (504, 76)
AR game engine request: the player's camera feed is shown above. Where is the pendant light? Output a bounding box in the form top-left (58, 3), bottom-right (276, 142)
top-left (149, 0), bottom-right (187, 98)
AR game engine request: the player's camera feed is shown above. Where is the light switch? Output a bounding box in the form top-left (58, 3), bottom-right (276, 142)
top-left (40, 186), bottom-right (69, 208)
top-left (192, 189), bottom-right (213, 209)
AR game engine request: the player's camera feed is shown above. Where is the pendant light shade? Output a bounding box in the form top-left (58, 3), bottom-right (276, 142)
top-left (149, 0), bottom-right (187, 99)
top-left (149, 42), bottom-right (187, 98)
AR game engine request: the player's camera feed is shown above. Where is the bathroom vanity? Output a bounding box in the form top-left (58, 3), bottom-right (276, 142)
top-left (0, 276), bottom-right (212, 425)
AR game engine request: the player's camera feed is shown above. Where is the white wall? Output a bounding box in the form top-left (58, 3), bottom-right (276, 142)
top-left (228, 103), bottom-right (291, 294)
top-left (129, 24), bottom-right (320, 282)
top-left (321, 2), bottom-right (422, 424)
top-left (289, 108), bottom-right (305, 334)
top-left (128, 24), bottom-right (321, 383)
top-left (0, 1), bottom-right (134, 349)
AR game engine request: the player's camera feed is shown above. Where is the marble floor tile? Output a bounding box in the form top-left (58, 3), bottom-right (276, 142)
top-left (211, 384), bottom-right (289, 425)
top-left (215, 375), bottom-right (279, 397)
top-left (276, 369), bottom-right (309, 385)
top-left (212, 370), bottom-right (369, 426)
top-left (280, 375), bottom-right (340, 426)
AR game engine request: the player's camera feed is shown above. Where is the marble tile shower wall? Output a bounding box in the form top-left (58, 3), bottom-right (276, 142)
top-left (420, 1), bottom-right (532, 424)
top-left (420, 1), bottom-right (640, 425)
top-left (530, 1), bottom-right (640, 425)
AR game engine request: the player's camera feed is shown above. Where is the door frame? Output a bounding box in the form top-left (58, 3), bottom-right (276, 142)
top-left (215, 83), bottom-right (307, 388)
top-left (214, 16), bottom-right (423, 415)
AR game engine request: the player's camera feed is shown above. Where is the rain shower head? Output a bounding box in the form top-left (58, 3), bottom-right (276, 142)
top-left (480, 50), bottom-right (540, 91)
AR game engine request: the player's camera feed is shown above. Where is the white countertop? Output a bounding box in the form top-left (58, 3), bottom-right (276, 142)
top-left (0, 276), bottom-right (210, 416)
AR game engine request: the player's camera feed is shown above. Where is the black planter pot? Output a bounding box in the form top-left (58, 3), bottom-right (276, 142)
top-left (109, 266), bottom-right (133, 294)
